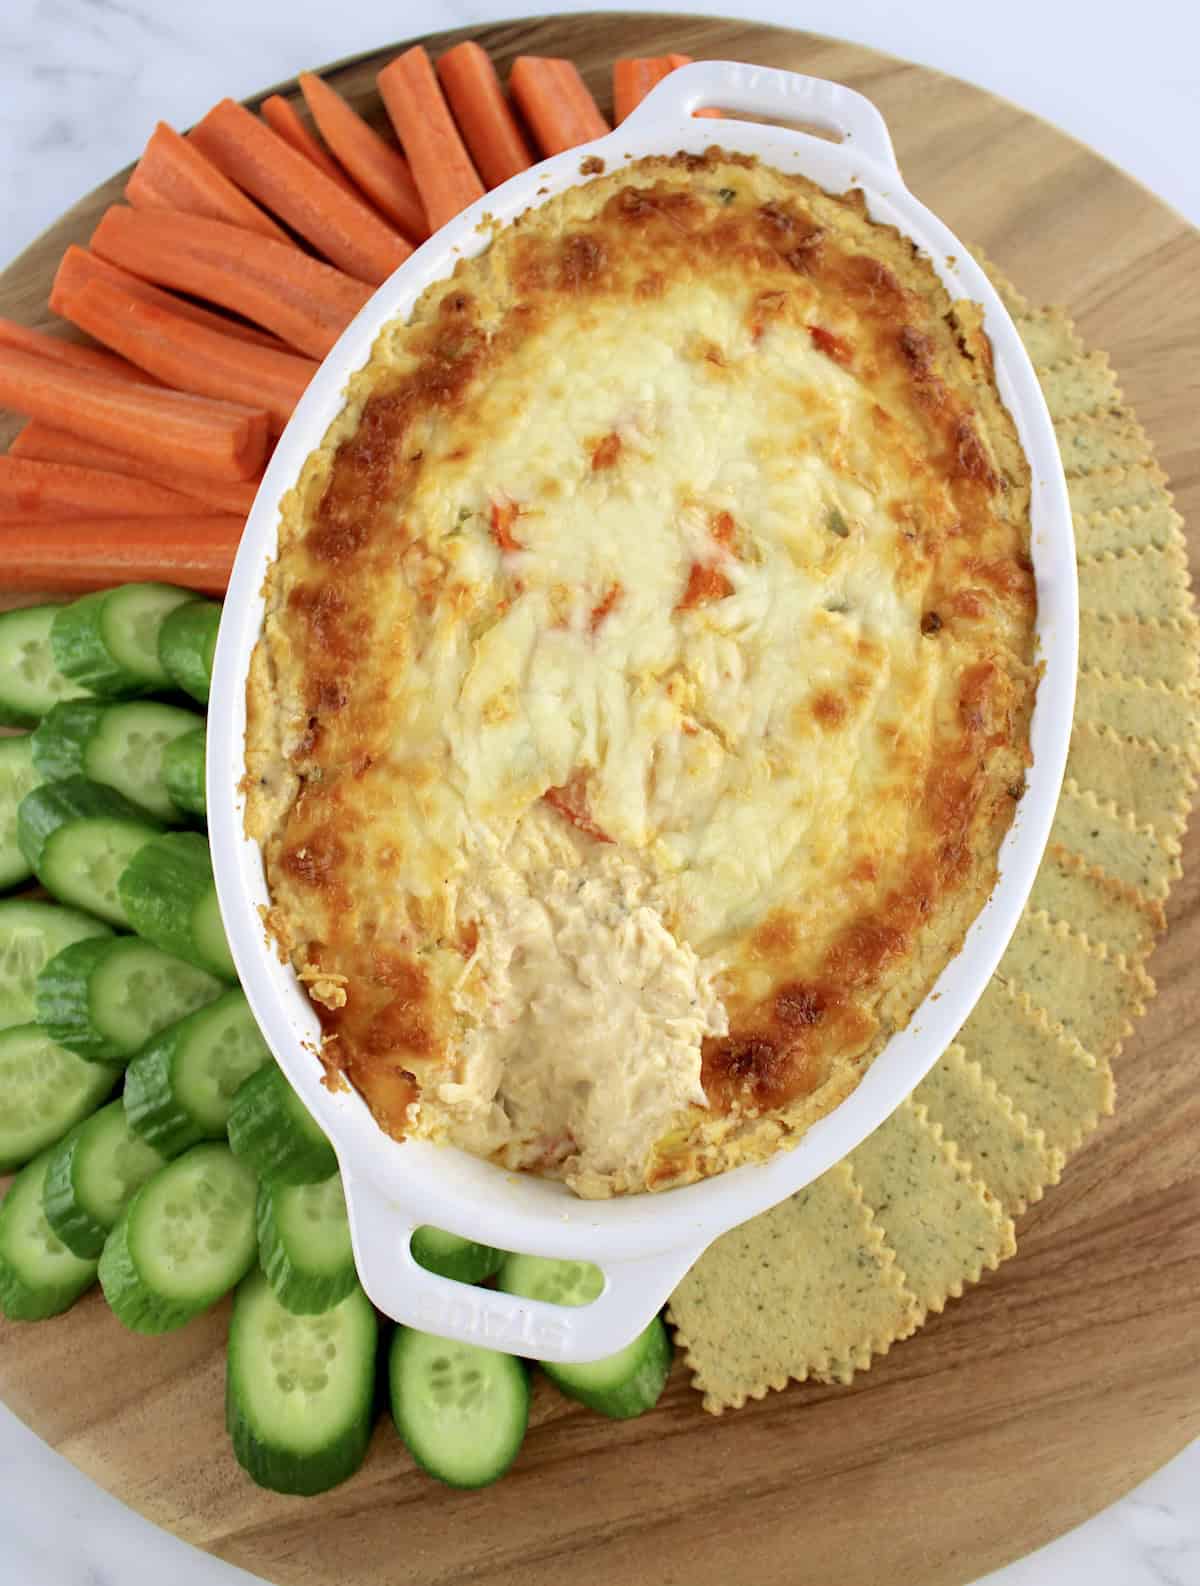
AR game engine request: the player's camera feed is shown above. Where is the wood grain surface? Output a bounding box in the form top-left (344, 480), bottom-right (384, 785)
top-left (1, 15), bottom-right (1197, 1586)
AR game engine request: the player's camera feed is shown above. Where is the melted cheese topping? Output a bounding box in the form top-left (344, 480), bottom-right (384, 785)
top-left (246, 152), bottom-right (1037, 1197)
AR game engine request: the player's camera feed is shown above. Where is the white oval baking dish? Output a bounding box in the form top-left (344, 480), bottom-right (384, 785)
top-left (208, 60), bottom-right (1077, 1364)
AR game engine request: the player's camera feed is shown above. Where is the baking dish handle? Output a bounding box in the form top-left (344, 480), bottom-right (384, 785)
top-left (342, 1169), bottom-right (703, 1364)
top-left (620, 59), bottom-right (899, 175)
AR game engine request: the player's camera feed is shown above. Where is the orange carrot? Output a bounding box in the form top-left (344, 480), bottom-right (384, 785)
top-left (89, 207), bottom-right (372, 360)
top-left (0, 346), bottom-right (267, 483)
top-left (190, 98), bottom-right (411, 285)
top-left (665, 54), bottom-right (723, 118)
top-left (509, 57), bottom-right (610, 157)
top-left (613, 58), bottom-right (668, 124)
top-left (0, 314), bottom-right (154, 385)
top-left (60, 275), bottom-right (315, 436)
top-left (126, 121), bottom-right (290, 242)
top-left (435, 41), bottom-right (535, 189)
top-left (10, 422), bottom-right (261, 515)
top-left (298, 73), bottom-right (430, 241)
top-left (0, 455), bottom-right (225, 519)
top-left (51, 245), bottom-right (288, 352)
top-left (260, 94), bottom-right (359, 195)
top-left (377, 46), bottom-right (485, 231)
top-left (0, 516), bottom-right (241, 595)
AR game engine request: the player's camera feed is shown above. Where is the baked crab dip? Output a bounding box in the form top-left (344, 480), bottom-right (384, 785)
top-left (244, 150), bottom-right (1038, 1199)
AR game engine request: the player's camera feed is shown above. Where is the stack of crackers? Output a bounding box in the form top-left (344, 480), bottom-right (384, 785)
top-left (669, 256), bottom-right (1199, 1412)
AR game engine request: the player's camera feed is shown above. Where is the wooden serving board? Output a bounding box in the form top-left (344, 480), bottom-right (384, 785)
top-left (2, 15), bottom-right (1198, 1586)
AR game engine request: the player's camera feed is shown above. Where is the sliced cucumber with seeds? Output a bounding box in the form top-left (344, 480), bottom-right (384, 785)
top-left (497, 1252), bottom-right (672, 1419)
top-left (158, 599), bottom-right (221, 705)
top-left (0, 1147), bottom-right (98, 1321)
top-left (118, 831), bottom-right (234, 979)
top-left (98, 1141), bottom-right (258, 1333)
top-left (227, 1062), bottom-right (337, 1185)
top-left (257, 1174), bottom-right (356, 1315)
top-left (227, 1268), bottom-right (377, 1495)
top-left (411, 1226), bottom-right (504, 1285)
top-left (162, 726), bottom-right (207, 819)
top-left (124, 988), bottom-right (271, 1157)
top-left (0, 603), bottom-right (91, 727)
top-left (51, 583), bottom-right (196, 697)
top-left (0, 1023), bottom-right (119, 1173)
top-left (0, 736), bottom-right (42, 891)
top-left (389, 1327), bottom-right (530, 1489)
top-left (43, 1098), bottom-right (168, 1259)
top-left (36, 935), bottom-right (223, 1063)
top-left (0, 897), bottom-right (111, 1030)
top-left (18, 776), bottom-right (162, 926)
top-left (32, 699), bottom-right (203, 822)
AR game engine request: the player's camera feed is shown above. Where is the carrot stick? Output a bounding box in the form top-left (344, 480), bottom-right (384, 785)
top-left (298, 72), bottom-right (430, 241)
top-left (190, 98), bottom-right (411, 285)
top-left (377, 46), bottom-right (485, 231)
top-left (89, 207), bottom-right (372, 360)
top-left (51, 245), bottom-right (288, 352)
top-left (60, 275), bottom-right (316, 437)
top-left (435, 41), bottom-right (535, 189)
top-left (260, 94), bottom-right (359, 195)
top-left (613, 58), bottom-right (669, 124)
top-left (509, 57), bottom-right (610, 157)
top-left (0, 346), bottom-right (268, 483)
top-left (126, 121), bottom-right (291, 243)
top-left (0, 456), bottom-right (226, 519)
top-left (0, 314), bottom-right (153, 385)
top-left (0, 516), bottom-right (242, 596)
top-left (10, 422), bottom-right (261, 515)
top-left (664, 54), bottom-right (723, 117)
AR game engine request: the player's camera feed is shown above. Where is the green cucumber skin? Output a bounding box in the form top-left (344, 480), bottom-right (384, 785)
top-left (117, 831), bottom-right (233, 979)
top-left (43, 1100), bottom-right (167, 1260)
top-left (34, 699), bottom-right (203, 823)
top-left (162, 727), bottom-right (207, 819)
top-left (227, 1064), bottom-right (338, 1186)
top-left (226, 1271), bottom-right (377, 1496)
top-left (30, 700), bottom-right (106, 783)
top-left (542, 1316), bottom-right (674, 1420)
top-left (17, 775), bottom-right (162, 877)
top-left (0, 1149), bottom-right (99, 1321)
top-left (0, 603), bottom-right (90, 728)
top-left (257, 1179), bottom-right (357, 1316)
top-left (0, 1023), bottom-right (119, 1174)
top-left (388, 1328), bottom-right (530, 1490)
top-left (158, 601), bottom-right (221, 705)
top-left (411, 1227), bottom-right (505, 1286)
top-left (50, 584), bottom-right (194, 697)
top-left (34, 937), bottom-right (122, 1061)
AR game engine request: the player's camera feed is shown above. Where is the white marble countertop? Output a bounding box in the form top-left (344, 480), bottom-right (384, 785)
top-left (1, 2), bottom-right (1196, 1583)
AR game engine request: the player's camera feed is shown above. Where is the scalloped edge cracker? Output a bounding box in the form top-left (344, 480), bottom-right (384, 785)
top-left (968, 244), bottom-right (1029, 315)
top-left (1067, 461), bottom-right (1170, 520)
top-left (1029, 842), bottom-right (1164, 965)
top-left (1053, 778), bottom-right (1181, 898)
top-left (1056, 411), bottom-right (1154, 475)
top-left (915, 1043), bottom-right (1064, 1217)
top-left (1075, 499), bottom-right (1187, 557)
top-left (995, 909), bottom-right (1152, 1059)
top-left (1077, 544), bottom-right (1192, 623)
top-left (846, 1098), bottom-right (1014, 1318)
top-left (1078, 612), bottom-right (1200, 690)
top-left (1038, 351), bottom-right (1122, 420)
top-left (1067, 723), bottom-right (1197, 843)
top-left (1076, 670), bottom-right (1200, 763)
top-left (1016, 306), bottom-right (1082, 368)
top-left (957, 978), bottom-right (1115, 1154)
top-left (667, 1160), bottom-right (919, 1414)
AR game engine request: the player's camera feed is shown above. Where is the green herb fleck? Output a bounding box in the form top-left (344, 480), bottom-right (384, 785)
top-left (827, 506), bottom-right (850, 538)
top-left (717, 187), bottom-right (736, 204)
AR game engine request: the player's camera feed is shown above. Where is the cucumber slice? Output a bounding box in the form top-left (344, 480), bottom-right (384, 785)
top-left (0, 736), bottom-right (42, 890)
top-left (43, 1098), bottom-right (168, 1259)
top-left (411, 1226), bottom-right (504, 1285)
top-left (124, 988), bottom-right (271, 1156)
top-left (50, 583), bottom-right (196, 697)
top-left (117, 831), bottom-right (234, 979)
top-left (158, 600), bottom-right (221, 705)
top-left (36, 935), bottom-right (223, 1063)
top-left (227, 1268), bottom-right (377, 1495)
top-left (0, 603), bottom-right (91, 727)
top-left (0, 896), bottom-right (111, 1030)
top-left (32, 699), bottom-right (203, 823)
top-left (389, 1327), bottom-right (529, 1489)
top-left (0, 1023), bottom-right (119, 1173)
top-left (497, 1253), bottom-right (672, 1418)
top-left (227, 1062), bottom-right (337, 1185)
top-left (257, 1174), bottom-right (356, 1315)
top-left (98, 1140), bottom-right (257, 1333)
top-left (18, 775), bottom-right (162, 926)
top-left (162, 726), bottom-right (207, 819)
top-left (0, 1147), bottom-right (98, 1321)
